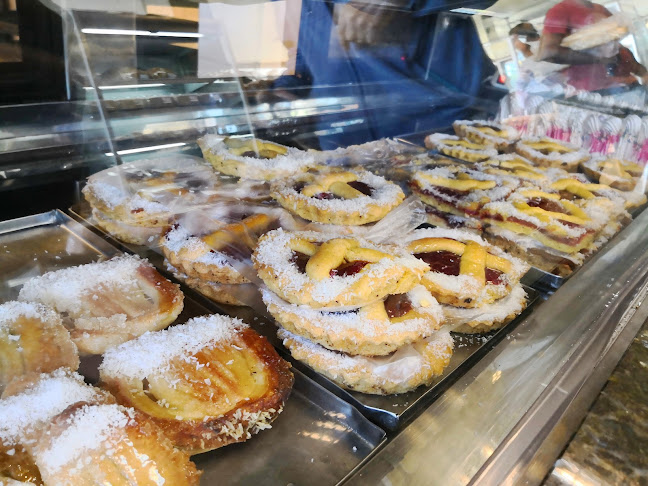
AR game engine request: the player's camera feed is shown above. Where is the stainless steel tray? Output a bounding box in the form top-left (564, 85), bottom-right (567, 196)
top-left (70, 203), bottom-right (541, 430)
top-left (0, 210), bottom-right (386, 486)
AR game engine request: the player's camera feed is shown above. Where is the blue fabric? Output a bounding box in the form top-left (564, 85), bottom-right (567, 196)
top-left (273, 0), bottom-right (502, 147)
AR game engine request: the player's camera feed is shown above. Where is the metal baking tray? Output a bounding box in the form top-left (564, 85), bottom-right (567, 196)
top-left (0, 210), bottom-right (386, 486)
top-left (69, 203), bottom-right (541, 430)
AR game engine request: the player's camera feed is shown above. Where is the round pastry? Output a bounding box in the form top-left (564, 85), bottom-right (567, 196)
top-left (31, 403), bottom-right (200, 486)
top-left (92, 208), bottom-right (164, 245)
top-left (253, 229), bottom-right (428, 308)
top-left (515, 137), bottom-right (589, 172)
top-left (478, 154), bottom-right (550, 183)
top-left (198, 135), bottom-right (314, 180)
top-left (263, 285), bottom-right (443, 356)
top-left (100, 314), bottom-right (293, 454)
top-left (405, 228), bottom-right (529, 308)
top-left (0, 302), bottom-right (79, 393)
top-left (424, 133), bottom-right (498, 162)
top-left (270, 168), bottom-right (405, 226)
top-left (18, 255), bottom-right (184, 355)
top-left (453, 120), bottom-right (518, 151)
top-left (279, 328), bottom-right (453, 395)
top-left (83, 156), bottom-right (221, 226)
top-left (442, 284), bottom-right (527, 334)
top-left (161, 208), bottom-right (290, 284)
top-left (410, 165), bottom-right (518, 219)
top-left (581, 156), bottom-right (645, 192)
top-left (168, 265), bottom-right (257, 307)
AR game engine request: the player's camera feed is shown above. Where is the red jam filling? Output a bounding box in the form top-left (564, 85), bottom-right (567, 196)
top-left (384, 294), bottom-right (413, 318)
top-left (415, 250), bottom-right (503, 284)
top-left (526, 197), bottom-right (566, 214)
top-left (330, 260), bottom-right (369, 277)
top-left (314, 192), bottom-right (340, 200)
top-left (347, 180), bottom-right (373, 196)
top-left (415, 251), bottom-right (460, 275)
top-left (290, 251), bottom-right (310, 273)
top-left (425, 206), bottom-right (467, 228)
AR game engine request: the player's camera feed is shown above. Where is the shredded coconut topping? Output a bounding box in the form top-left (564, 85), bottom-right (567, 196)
top-left (0, 369), bottom-right (107, 446)
top-left (0, 301), bottom-right (60, 330)
top-left (36, 403), bottom-right (132, 473)
top-left (100, 314), bottom-right (247, 380)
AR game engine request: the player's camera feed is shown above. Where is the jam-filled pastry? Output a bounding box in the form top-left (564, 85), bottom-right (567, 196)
top-left (253, 229), bottom-right (428, 308)
top-left (279, 328), bottom-right (453, 395)
top-left (161, 207), bottom-right (290, 284)
top-left (263, 285), bottom-right (443, 357)
top-left (0, 302), bottom-right (79, 393)
top-left (452, 120), bottom-right (519, 151)
top-left (18, 255), bottom-right (184, 355)
top-left (442, 284), bottom-right (527, 334)
top-left (168, 264), bottom-right (257, 307)
top-left (581, 156), bottom-right (646, 193)
top-left (99, 314), bottom-right (293, 454)
top-left (548, 176), bottom-right (641, 212)
top-left (270, 168), bottom-right (405, 226)
top-left (406, 228), bottom-right (528, 308)
top-left (424, 133), bottom-right (498, 162)
top-left (481, 188), bottom-right (604, 274)
top-left (478, 154), bottom-right (552, 183)
top-left (83, 157), bottom-right (224, 244)
top-left (0, 369), bottom-right (113, 485)
top-left (515, 137), bottom-right (589, 172)
top-left (410, 165), bottom-right (517, 222)
top-left (198, 135), bottom-right (314, 180)
top-left (91, 208), bottom-right (164, 245)
top-left (30, 403), bottom-right (200, 486)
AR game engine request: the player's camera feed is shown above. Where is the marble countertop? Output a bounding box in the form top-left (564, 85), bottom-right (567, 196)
top-left (545, 319), bottom-right (648, 486)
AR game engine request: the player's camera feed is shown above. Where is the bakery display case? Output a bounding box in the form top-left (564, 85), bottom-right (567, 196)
top-left (2, 1), bottom-right (648, 485)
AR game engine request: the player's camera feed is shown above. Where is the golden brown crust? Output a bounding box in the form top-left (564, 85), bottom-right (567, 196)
top-left (515, 138), bottom-right (589, 172)
top-left (100, 327), bottom-right (293, 454)
top-left (33, 403), bottom-right (201, 486)
top-left (171, 269), bottom-right (254, 307)
top-left (69, 265), bottom-right (184, 355)
top-left (270, 169), bottom-right (405, 226)
top-left (0, 302), bottom-right (79, 393)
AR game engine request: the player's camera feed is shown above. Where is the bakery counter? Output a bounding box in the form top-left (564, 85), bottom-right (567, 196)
top-left (545, 316), bottom-right (648, 486)
top-left (346, 207), bottom-right (648, 486)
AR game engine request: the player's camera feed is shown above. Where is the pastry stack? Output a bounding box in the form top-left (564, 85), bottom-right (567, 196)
top-left (404, 228), bottom-right (529, 334)
top-left (253, 228), bottom-right (455, 395)
top-left (198, 135), bottom-right (315, 181)
top-left (160, 205), bottom-right (294, 306)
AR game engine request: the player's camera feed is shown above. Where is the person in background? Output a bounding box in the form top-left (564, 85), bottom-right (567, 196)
top-left (509, 22), bottom-right (566, 93)
top-left (536, 0), bottom-right (648, 92)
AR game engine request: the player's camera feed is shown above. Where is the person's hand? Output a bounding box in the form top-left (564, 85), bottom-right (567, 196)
top-left (334, 1), bottom-right (410, 51)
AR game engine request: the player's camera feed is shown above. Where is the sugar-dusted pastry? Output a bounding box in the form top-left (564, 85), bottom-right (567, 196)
top-left (453, 120), bottom-right (518, 151)
top-left (515, 137), bottom-right (589, 172)
top-left (481, 188), bottom-right (604, 274)
top-left (161, 207), bottom-right (290, 284)
top-left (405, 228), bottom-right (528, 308)
top-left (442, 284), bottom-right (528, 334)
top-left (18, 255), bottom-right (184, 355)
top-left (99, 314), bottom-right (293, 454)
top-left (424, 133), bottom-right (498, 162)
top-left (279, 328), bottom-right (453, 395)
top-left (581, 156), bottom-right (645, 192)
top-left (478, 154), bottom-right (552, 183)
top-left (270, 168), bottom-right (405, 226)
top-left (30, 403), bottom-right (200, 486)
top-left (167, 264), bottom-right (257, 307)
top-left (0, 369), bottom-right (112, 485)
top-left (263, 285), bottom-right (443, 356)
top-left (198, 135), bottom-right (314, 180)
top-left (410, 165), bottom-right (517, 222)
top-left (548, 176), bottom-right (642, 213)
top-left (253, 229), bottom-right (428, 308)
top-left (91, 208), bottom-right (164, 245)
top-left (0, 302), bottom-right (79, 393)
